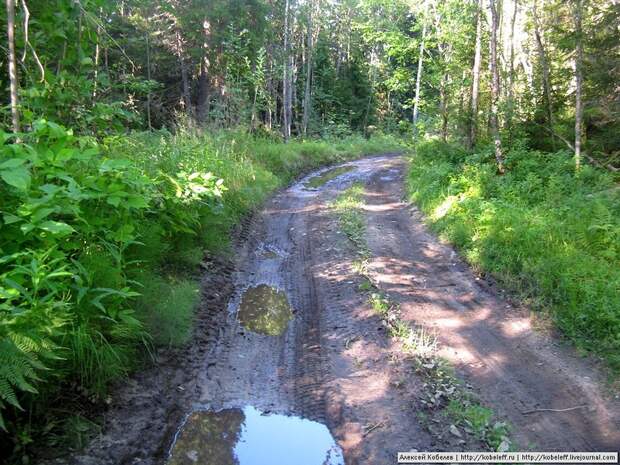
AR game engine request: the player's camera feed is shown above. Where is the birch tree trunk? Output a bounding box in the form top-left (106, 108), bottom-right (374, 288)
top-left (489, 0), bottom-right (505, 173)
top-left (468, 0), bottom-right (483, 149)
top-left (573, 0), bottom-right (584, 169)
top-left (6, 0), bottom-right (20, 133)
top-left (412, 3), bottom-right (428, 139)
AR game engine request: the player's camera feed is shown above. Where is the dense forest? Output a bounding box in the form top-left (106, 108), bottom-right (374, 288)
top-left (0, 0), bottom-right (618, 461)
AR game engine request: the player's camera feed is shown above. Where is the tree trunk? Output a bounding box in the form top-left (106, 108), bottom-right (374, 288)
top-left (468, 0), bottom-right (483, 149)
top-left (266, 43), bottom-right (274, 130)
top-left (282, 0), bottom-right (292, 140)
top-left (506, 0), bottom-right (518, 142)
top-left (573, 0), bottom-right (583, 169)
top-left (6, 0), bottom-right (20, 133)
top-left (176, 30), bottom-right (194, 120)
top-left (489, 0), bottom-right (505, 173)
top-left (292, 52), bottom-right (299, 134)
top-left (533, 0), bottom-right (556, 149)
top-left (440, 73), bottom-right (449, 142)
top-left (196, 61), bottom-right (210, 124)
top-left (302, 1), bottom-right (313, 137)
top-left (92, 8), bottom-right (102, 101)
top-left (145, 32), bottom-right (152, 129)
top-left (412, 4), bottom-right (427, 139)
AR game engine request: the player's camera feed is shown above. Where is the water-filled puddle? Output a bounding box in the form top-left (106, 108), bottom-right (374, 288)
top-left (237, 285), bottom-right (293, 336)
top-left (304, 166), bottom-right (353, 189)
top-left (168, 406), bottom-right (344, 465)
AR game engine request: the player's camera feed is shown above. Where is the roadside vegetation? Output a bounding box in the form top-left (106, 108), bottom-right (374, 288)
top-left (408, 140), bottom-right (620, 372)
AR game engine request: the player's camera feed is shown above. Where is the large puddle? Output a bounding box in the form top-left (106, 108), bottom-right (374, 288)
top-left (237, 285), bottom-right (293, 336)
top-left (304, 166), bottom-right (353, 189)
top-left (168, 406), bottom-right (344, 465)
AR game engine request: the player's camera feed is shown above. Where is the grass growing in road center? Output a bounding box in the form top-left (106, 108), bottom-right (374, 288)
top-left (331, 183), bottom-right (370, 257)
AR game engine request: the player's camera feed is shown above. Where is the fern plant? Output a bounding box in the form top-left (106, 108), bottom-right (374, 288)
top-left (0, 249), bottom-right (69, 430)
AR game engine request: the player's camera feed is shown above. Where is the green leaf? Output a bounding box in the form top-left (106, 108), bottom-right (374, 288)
top-left (125, 195), bottom-right (148, 209)
top-left (0, 167), bottom-right (31, 191)
top-left (38, 220), bottom-right (75, 236)
top-left (0, 158), bottom-right (26, 169)
top-left (20, 223), bottom-right (35, 234)
top-left (99, 159), bottom-right (131, 173)
top-left (2, 213), bottom-right (22, 225)
top-left (106, 196), bottom-right (122, 207)
top-left (32, 208), bottom-right (56, 223)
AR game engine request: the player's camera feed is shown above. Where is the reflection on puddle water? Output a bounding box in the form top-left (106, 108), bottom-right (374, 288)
top-left (237, 285), bottom-right (293, 336)
top-left (168, 406), bottom-right (344, 465)
top-left (304, 166), bottom-right (354, 189)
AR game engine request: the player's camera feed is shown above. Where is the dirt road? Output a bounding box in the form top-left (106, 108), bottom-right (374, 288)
top-left (56, 154), bottom-right (619, 465)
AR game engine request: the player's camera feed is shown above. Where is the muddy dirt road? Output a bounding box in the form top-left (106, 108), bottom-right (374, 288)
top-left (57, 154), bottom-right (619, 465)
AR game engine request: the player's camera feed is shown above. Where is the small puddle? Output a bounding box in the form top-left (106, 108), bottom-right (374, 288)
top-left (168, 406), bottom-right (344, 465)
top-left (237, 285), bottom-right (293, 336)
top-left (304, 166), bottom-right (353, 189)
top-left (261, 250), bottom-right (279, 259)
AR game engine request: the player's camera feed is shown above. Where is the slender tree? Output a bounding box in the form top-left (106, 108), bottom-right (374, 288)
top-left (468, 0), bottom-right (483, 149)
top-left (302, 0), bottom-right (313, 136)
top-left (506, 0), bottom-right (518, 141)
top-left (412, 1), bottom-right (428, 139)
top-left (573, 0), bottom-right (584, 169)
top-left (5, 0), bottom-right (20, 133)
top-left (282, 0), bottom-right (293, 140)
top-left (489, 0), bottom-right (505, 172)
top-left (532, 0), bottom-right (556, 149)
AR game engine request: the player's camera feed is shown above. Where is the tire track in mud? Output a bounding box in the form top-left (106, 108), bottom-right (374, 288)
top-left (48, 153), bottom-right (619, 465)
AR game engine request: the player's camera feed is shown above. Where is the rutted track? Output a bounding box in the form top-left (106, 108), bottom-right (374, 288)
top-left (49, 153), bottom-right (620, 465)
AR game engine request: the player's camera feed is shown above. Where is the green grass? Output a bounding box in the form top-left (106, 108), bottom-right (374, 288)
top-left (134, 272), bottom-right (199, 347)
top-left (446, 398), bottom-right (511, 450)
top-left (331, 183), bottom-right (370, 256)
top-left (407, 139), bottom-right (620, 372)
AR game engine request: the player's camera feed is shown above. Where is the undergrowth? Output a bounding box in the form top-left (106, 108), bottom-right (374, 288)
top-left (407, 139), bottom-right (620, 373)
top-left (0, 121), bottom-right (402, 458)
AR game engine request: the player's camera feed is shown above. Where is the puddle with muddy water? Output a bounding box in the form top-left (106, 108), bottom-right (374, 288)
top-left (304, 166), bottom-right (354, 189)
top-left (237, 285), bottom-right (293, 336)
top-left (168, 406), bottom-right (344, 465)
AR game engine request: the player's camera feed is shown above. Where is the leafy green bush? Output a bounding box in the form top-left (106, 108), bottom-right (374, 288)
top-left (408, 139), bottom-right (620, 371)
top-left (0, 120), bottom-right (224, 429)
